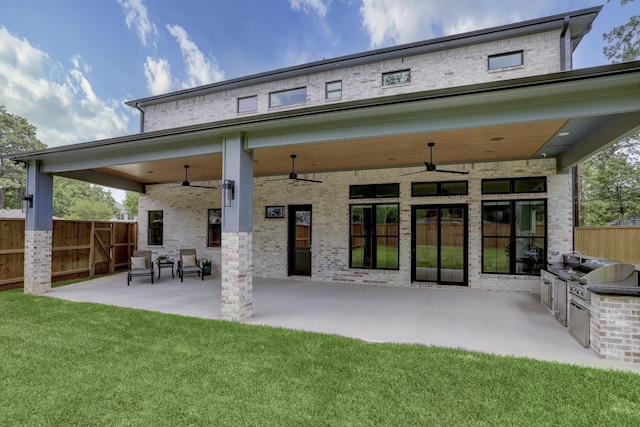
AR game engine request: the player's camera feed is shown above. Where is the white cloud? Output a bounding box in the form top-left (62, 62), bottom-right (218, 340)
top-left (360, 0), bottom-right (558, 48)
top-left (144, 56), bottom-right (173, 95)
top-left (0, 26), bottom-right (131, 147)
top-left (166, 24), bottom-right (225, 88)
top-left (118, 0), bottom-right (159, 47)
top-left (289, 0), bottom-right (330, 18)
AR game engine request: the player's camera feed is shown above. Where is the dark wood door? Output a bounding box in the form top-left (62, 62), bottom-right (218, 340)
top-left (289, 205), bottom-right (312, 276)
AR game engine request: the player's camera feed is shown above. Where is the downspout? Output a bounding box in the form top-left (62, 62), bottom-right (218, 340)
top-left (560, 16), bottom-right (570, 71)
top-left (132, 102), bottom-right (145, 133)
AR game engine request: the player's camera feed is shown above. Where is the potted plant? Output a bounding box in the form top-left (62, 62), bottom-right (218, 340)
top-left (201, 258), bottom-right (212, 276)
top-left (156, 254), bottom-right (170, 264)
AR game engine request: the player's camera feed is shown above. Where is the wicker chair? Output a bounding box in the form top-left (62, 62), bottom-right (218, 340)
top-left (178, 249), bottom-right (203, 282)
top-left (127, 250), bottom-right (154, 285)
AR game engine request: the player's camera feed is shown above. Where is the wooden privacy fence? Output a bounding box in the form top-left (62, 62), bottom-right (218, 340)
top-left (0, 219), bottom-right (137, 291)
top-left (575, 226), bottom-right (640, 266)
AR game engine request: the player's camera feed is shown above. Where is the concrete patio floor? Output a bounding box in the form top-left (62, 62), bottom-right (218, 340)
top-left (45, 272), bottom-right (640, 373)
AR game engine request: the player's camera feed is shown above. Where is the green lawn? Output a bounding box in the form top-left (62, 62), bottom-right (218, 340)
top-left (1, 291), bottom-right (640, 426)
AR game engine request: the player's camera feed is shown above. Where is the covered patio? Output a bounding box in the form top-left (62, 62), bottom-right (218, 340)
top-left (45, 273), bottom-right (640, 373)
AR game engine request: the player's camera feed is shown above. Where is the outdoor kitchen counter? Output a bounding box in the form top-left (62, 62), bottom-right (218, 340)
top-left (588, 285), bottom-right (640, 297)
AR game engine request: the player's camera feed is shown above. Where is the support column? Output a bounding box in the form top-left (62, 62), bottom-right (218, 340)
top-left (23, 160), bottom-right (54, 294)
top-left (221, 132), bottom-right (254, 321)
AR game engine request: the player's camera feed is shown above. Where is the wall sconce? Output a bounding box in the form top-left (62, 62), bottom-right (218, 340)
top-left (223, 179), bottom-right (235, 207)
top-left (22, 194), bottom-right (33, 213)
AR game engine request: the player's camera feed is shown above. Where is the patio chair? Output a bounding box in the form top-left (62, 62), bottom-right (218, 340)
top-left (127, 250), bottom-right (154, 285)
top-left (178, 248), bottom-right (203, 282)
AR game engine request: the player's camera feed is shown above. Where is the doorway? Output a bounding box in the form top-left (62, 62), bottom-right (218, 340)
top-left (412, 204), bottom-right (468, 285)
top-left (288, 205), bottom-right (312, 276)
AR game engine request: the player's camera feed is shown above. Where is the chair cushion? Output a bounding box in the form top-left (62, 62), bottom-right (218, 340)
top-left (131, 256), bottom-right (147, 270)
top-left (182, 255), bottom-right (197, 267)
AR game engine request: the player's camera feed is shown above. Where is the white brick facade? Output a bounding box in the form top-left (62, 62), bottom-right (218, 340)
top-left (139, 158), bottom-right (572, 292)
top-left (24, 230), bottom-right (52, 294)
top-left (142, 31), bottom-right (564, 132)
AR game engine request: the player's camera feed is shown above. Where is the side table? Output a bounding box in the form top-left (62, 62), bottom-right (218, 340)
top-left (157, 261), bottom-right (175, 279)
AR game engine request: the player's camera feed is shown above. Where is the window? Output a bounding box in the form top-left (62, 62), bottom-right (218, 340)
top-left (482, 177), bottom-right (546, 194)
top-left (488, 51), bottom-right (523, 70)
top-left (325, 80), bottom-right (342, 100)
top-left (237, 95), bottom-right (257, 113)
top-left (350, 204), bottom-right (399, 269)
top-left (350, 183), bottom-right (400, 199)
top-left (148, 210), bottom-right (163, 245)
top-left (207, 209), bottom-right (221, 247)
top-left (382, 69), bottom-right (410, 86)
top-left (269, 87), bottom-right (307, 107)
top-left (412, 181), bottom-right (468, 197)
top-left (482, 200), bottom-right (546, 275)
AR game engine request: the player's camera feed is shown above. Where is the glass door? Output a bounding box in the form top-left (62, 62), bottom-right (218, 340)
top-left (412, 204), bottom-right (467, 285)
top-left (288, 205), bottom-right (312, 276)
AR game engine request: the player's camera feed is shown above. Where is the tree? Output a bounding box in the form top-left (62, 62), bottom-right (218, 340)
top-left (603, 0), bottom-right (639, 63)
top-left (53, 177), bottom-right (118, 220)
top-left (123, 191), bottom-right (139, 218)
top-left (578, 0), bottom-right (640, 225)
top-left (0, 106), bottom-right (47, 209)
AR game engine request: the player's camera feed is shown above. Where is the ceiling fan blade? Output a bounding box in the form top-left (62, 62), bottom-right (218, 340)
top-left (295, 177), bottom-right (323, 183)
top-left (189, 184), bottom-right (217, 189)
top-left (400, 169), bottom-right (427, 176)
top-left (435, 169), bottom-right (469, 175)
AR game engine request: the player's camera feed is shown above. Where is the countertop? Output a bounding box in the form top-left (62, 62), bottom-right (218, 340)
top-left (543, 263), bottom-right (640, 297)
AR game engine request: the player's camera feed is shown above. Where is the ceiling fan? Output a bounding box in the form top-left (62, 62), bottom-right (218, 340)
top-left (401, 142), bottom-right (469, 176)
top-left (268, 154), bottom-right (323, 183)
top-left (172, 165), bottom-right (217, 189)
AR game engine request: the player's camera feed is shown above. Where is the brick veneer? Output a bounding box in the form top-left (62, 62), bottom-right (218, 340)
top-left (139, 158), bottom-right (573, 292)
top-left (24, 230), bottom-right (52, 294)
top-left (590, 293), bottom-right (640, 363)
top-left (142, 31), bottom-right (564, 132)
top-left (221, 232), bottom-right (253, 321)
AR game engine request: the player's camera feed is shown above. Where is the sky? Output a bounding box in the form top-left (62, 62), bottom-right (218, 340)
top-left (0, 0), bottom-right (636, 201)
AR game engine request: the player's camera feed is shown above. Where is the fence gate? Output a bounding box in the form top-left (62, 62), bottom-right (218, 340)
top-left (92, 222), bottom-right (114, 275)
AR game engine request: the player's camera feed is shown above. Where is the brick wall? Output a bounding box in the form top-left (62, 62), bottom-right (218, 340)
top-left (139, 157), bottom-right (572, 292)
top-left (590, 293), bottom-right (640, 363)
top-left (23, 230), bottom-right (52, 294)
top-left (142, 31), bottom-right (563, 132)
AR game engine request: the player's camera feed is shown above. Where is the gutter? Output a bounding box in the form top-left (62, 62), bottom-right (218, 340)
top-left (131, 102), bottom-right (145, 133)
top-left (560, 16), bottom-right (570, 71)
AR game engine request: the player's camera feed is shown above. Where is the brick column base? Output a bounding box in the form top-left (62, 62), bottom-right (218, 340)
top-left (221, 232), bottom-right (253, 321)
top-left (24, 229), bottom-right (52, 294)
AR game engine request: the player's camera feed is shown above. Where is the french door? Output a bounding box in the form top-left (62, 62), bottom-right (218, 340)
top-left (288, 205), bottom-right (312, 276)
top-left (412, 204), bottom-right (468, 285)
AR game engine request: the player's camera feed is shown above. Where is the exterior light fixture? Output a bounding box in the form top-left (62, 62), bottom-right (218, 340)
top-left (558, 132), bottom-right (570, 137)
top-left (22, 194), bottom-right (33, 213)
top-left (223, 179), bottom-right (235, 207)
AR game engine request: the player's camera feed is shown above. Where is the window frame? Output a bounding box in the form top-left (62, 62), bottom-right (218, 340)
top-left (269, 87), bottom-right (307, 108)
top-left (237, 95), bottom-right (257, 113)
top-left (207, 208), bottom-right (222, 247)
top-left (481, 177), bottom-right (547, 194)
top-left (349, 183), bottom-right (400, 199)
top-left (325, 80), bottom-right (342, 100)
top-left (412, 181), bottom-right (468, 197)
top-left (382, 69), bottom-right (411, 86)
top-left (488, 51), bottom-right (524, 70)
top-left (481, 199), bottom-right (547, 276)
top-left (148, 210), bottom-right (163, 246)
top-left (350, 203), bottom-right (400, 270)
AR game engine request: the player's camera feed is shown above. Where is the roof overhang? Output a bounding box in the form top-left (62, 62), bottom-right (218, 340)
top-left (4, 61), bottom-right (640, 191)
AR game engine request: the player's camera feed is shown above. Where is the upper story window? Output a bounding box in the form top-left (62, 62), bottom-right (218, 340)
top-left (269, 87), bottom-right (307, 108)
top-left (482, 177), bottom-right (546, 194)
top-left (382, 69), bottom-right (411, 86)
top-left (350, 183), bottom-right (400, 199)
top-left (488, 51), bottom-right (524, 70)
top-left (237, 95), bottom-right (257, 113)
top-left (326, 80), bottom-right (342, 100)
top-left (412, 181), bottom-right (468, 197)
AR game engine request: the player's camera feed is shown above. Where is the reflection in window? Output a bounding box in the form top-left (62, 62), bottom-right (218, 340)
top-left (326, 80), bottom-right (342, 100)
top-left (148, 210), bottom-right (163, 245)
top-left (350, 204), bottom-right (399, 270)
top-left (237, 95), bottom-right (257, 113)
top-left (412, 181), bottom-right (468, 196)
top-left (269, 87), bottom-right (307, 107)
top-left (482, 200), bottom-right (546, 275)
top-left (382, 70), bottom-right (411, 86)
top-left (488, 51), bottom-right (523, 70)
top-left (207, 209), bottom-right (221, 247)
